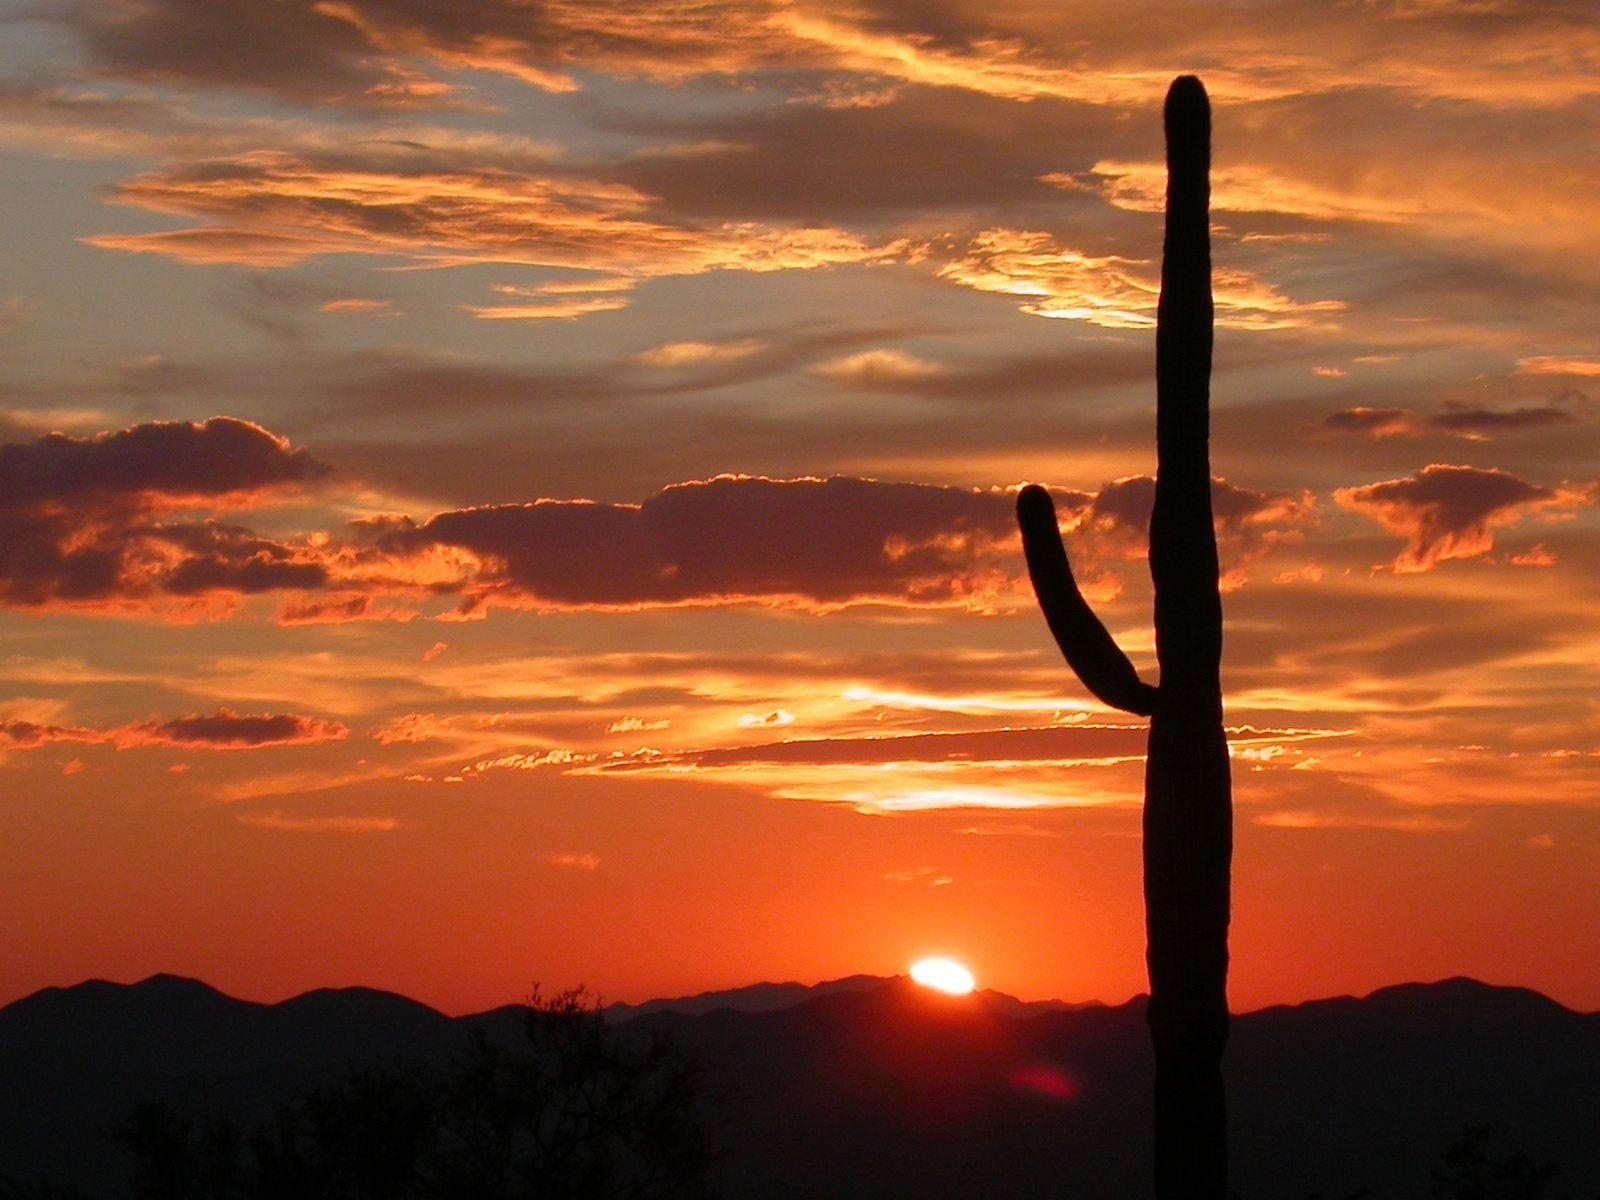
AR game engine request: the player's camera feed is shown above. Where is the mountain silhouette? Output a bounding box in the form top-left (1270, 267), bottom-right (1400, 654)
top-left (2, 975), bottom-right (1595, 1198)
top-left (602, 973), bottom-right (1084, 1021)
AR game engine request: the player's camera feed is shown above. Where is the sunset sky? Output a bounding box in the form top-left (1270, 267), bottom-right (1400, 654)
top-left (2, 0), bottom-right (1597, 1016)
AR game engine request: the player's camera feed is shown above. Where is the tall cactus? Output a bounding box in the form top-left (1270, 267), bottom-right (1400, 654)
top-left (1017, 75), bottom-right (1231, 1199)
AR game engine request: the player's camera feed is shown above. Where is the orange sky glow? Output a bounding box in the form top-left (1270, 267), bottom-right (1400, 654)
top-left (1, 0), bottom-right (1597, 1016)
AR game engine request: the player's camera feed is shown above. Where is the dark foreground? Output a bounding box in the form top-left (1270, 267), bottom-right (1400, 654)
top-left (1, 975), bottom-right (1595, 1198)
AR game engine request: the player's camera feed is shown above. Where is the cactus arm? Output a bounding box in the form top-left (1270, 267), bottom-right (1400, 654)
top-left (1017, 483), bottom-right (1159, 717)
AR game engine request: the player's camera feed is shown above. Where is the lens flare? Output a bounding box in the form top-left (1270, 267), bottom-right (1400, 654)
top-left (910, 957), bottom-right (976, 995)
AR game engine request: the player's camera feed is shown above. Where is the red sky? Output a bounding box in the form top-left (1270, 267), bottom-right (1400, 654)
top-left (1, 0), bottom-right (1597, 1016)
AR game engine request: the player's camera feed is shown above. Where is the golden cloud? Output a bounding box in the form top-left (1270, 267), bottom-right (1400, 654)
top-left (938, 229), bottom-right (1344, 330)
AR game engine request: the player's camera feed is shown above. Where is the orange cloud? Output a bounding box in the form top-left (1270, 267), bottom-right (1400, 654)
top-left (460, 296), bottom-right (632, 321)
top-left (597, 725), bottom-right (1152, 772)
top-left (633, 337), bottom-right (767, 367)
top-left (53, 0), bottom-right (1600, 113)
top-left (1335, 464), bottom-right (1596, 572)
top-left (814, 349), bottom-right (947, 387)
top-left (1514, 356), bottom-right (1600, 378)
top-left (1055, 160), bottom-right (1436, 224)
top-left (319, 298), bottom-right (398, 316)
top-left (547, 852), bottom-right (601, 870)
top-left (1323, 407), bottom-right (1417, 438)
top-left (606, 717), bottom-right (671, 734)
top-left (737, 710), bottom-right (795, 729)
top-left (83, 228), bottom-right (341, 267)
top-left (567, 722), bottom-right (1341, 813)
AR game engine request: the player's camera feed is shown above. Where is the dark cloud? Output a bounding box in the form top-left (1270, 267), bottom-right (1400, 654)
top-left (0, 410), bottom-right (1330, 619)
top-left (1429, 404), bottom-right (1575, 436)
top-left (352, 471), bottom-right (1313, 615)
top-left (120, 709), bottom-right (350, 749)
top-left (1335, 463), bottom-right (1596, 571)
top-left (59, 0), bottom-right (450, 109)
top-left (1323, 407), bottom-right (1415, 438)
top-left (0, 416), bottom-right (322, 508)
top-left (319, 323), bottom-right (908, 424)
top-left (608, 87), bottom-right (1123, 222)
top-left (0, 719), bottom-right (101, 750)
top-left (367, 474), bottom-right (1073, 613)
top-left (1217, 579), bottom-right (1595, 708)
top-left (1325, 403), bottom-right (1574, 440)
top-left (2, 710), bottom-right (346, 751)
top-left (0, 419), bottom-right (326, 610)
top-left (275, 594), bottom-right (375, 626)
top-left (1070, 475), bottom-right (1316, 584)
top-left (811, 345), bottom-right (1154, 400)
top-left (153, 522), bottom-right (331, 595)
top-left (1086, 475), bottom-right (1313, 537)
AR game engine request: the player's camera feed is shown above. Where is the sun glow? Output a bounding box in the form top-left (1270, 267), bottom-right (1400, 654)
top-left (910, 957), bottom-right (976, 995)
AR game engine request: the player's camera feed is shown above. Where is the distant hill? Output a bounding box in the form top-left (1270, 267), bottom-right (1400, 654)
top-left (602, 973), bottom-right (1084, 1021)
top-left (2, 974), bottom-right (1595, 1198)
top-left (603, 972), bottom-right (889, 1019)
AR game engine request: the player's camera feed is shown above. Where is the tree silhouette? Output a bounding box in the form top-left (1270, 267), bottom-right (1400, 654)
top-left (1017, 75), bottom-right (1231, 1199)
top-left (112, 988), bottom-right (718, 1200)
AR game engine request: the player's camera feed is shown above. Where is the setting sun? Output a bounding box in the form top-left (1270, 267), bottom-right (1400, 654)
top-left (910, 958), bottom-right (977, 996)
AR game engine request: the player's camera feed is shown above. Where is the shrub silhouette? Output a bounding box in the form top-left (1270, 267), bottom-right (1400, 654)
top-left (112, 988), bottom-right (717, 1200)
top-left (1017, 74), bottom-right (1232, 1199)
top-left (1427, 1126), bottom-right (1555, 1200)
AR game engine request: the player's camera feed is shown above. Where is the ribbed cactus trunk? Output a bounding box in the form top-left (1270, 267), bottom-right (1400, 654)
top-left (1017, 75), bottom-right (1231, 1200)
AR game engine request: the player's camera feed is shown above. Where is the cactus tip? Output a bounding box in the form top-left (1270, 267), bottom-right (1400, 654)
top-left (1164, 75), bottom-right (1210, 143)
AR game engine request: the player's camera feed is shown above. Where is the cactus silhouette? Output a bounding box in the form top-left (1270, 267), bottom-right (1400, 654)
top-left (1017, 75), bottom-right (1231, 1199)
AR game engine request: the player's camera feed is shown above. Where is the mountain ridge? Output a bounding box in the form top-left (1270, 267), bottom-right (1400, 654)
top-left (13, 969), bottom-right (1584, 1023)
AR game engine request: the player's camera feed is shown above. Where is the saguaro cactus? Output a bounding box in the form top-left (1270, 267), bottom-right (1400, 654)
top-left (1017, 75), bottom-right (1231, 1199)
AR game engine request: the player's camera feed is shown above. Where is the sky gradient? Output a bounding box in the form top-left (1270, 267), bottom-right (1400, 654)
top-left (1, 0), bottom-right (1597, 1015)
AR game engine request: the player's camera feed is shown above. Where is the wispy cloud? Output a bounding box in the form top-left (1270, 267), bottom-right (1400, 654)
top-left (83, 150), bottom-right (906, 309)
top-left (236, 811), bottom-right (400, 833)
